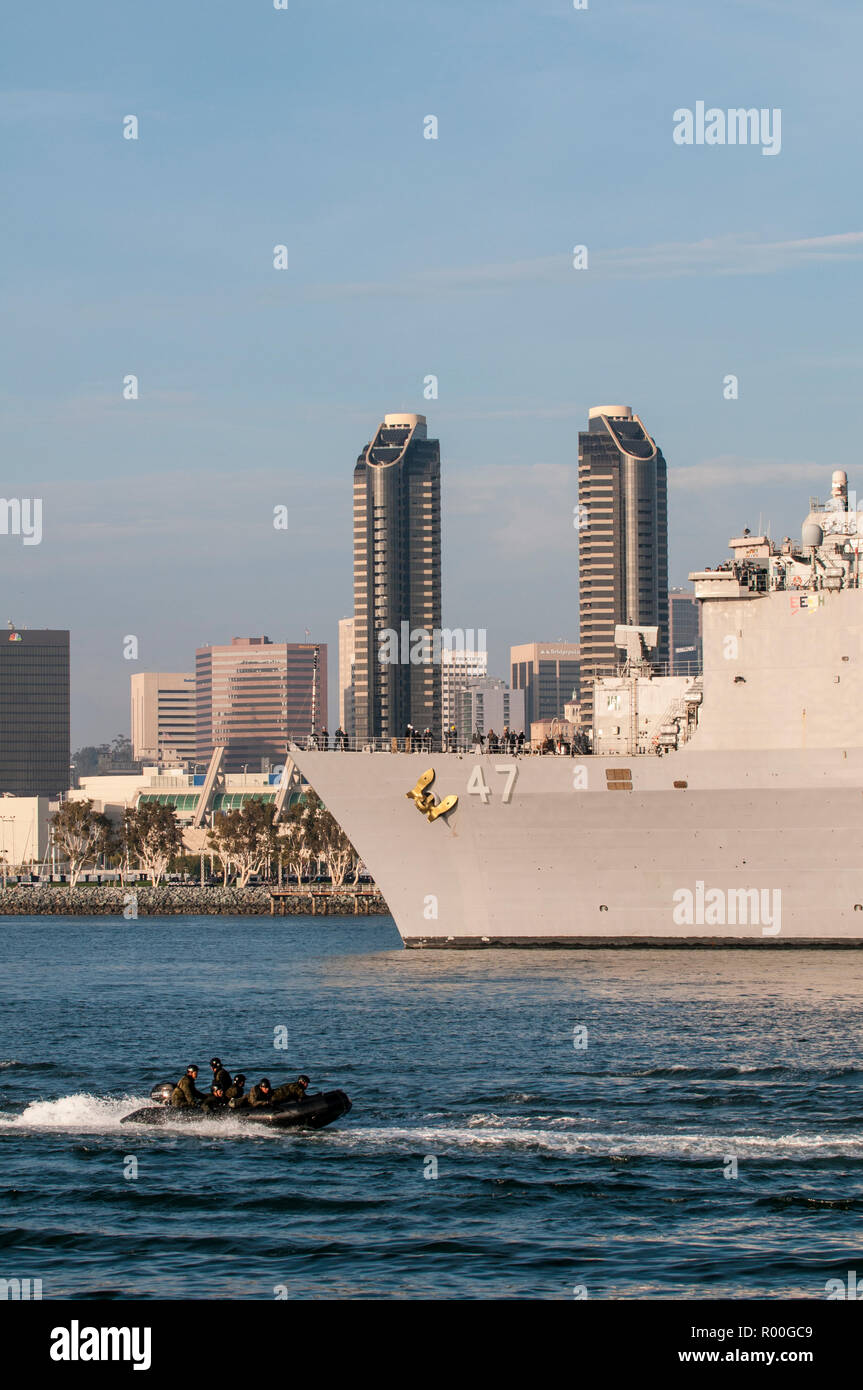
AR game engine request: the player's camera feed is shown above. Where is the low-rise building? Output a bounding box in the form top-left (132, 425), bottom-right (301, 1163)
top-left (0, 795), bottom-right (52, 867)
top-left (68, 766), bottom-right (306, 853)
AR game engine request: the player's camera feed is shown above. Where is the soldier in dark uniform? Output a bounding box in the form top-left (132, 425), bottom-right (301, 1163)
top-left (248, 1078), bottom-right (275, 1107)
top-left (209, 1057), bottom-right (232, 1093)
top-left (170, 1065), bottom-right (207, 1108)
top-left (200, 1085), bottom-right (228, 1113)
top-left (225, 1073), bottom-right (246, 1104)
top-left (272, 1074), bottom-right (310, 1104)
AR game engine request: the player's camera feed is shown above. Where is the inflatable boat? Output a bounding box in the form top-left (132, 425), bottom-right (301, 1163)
top-left (121, 1082), bottom-right (352, 1130)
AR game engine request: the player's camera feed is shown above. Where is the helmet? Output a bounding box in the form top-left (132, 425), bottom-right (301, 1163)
top-left (233, 1073), bottom-right (246, 1085)
top-left (186, 1064), bottom-right (198, 1074)
top-left (210, 1057), bottom-right (222, 1067)
top-left (298, 1075), bottom-right (310, 1086)
top-left (260, 1078), bottom-right (271, 1088)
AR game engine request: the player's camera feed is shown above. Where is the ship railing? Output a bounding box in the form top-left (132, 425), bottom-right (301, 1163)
top-left (589, 660), bottom-right (702, 681)
top-left (288, 736), bottom-right (591, 757)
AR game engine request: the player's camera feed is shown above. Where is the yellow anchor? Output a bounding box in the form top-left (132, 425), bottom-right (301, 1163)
top-left (405, 768), bottom-right (458, 822)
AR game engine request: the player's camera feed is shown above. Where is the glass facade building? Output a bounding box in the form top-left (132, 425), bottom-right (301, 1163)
top-left (668, 588), bottom-right (702, 675)
top-left (0, 628), bottom-right (70, 797)
top-left (578, 406), bottom-right (669, 719)
top-left (352, 413), bottom-right (442, 741)
top-left (510, 642), bottom-right (580, 729)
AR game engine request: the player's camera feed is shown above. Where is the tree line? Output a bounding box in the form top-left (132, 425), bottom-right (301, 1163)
top-left (48, 793), bottom-right (359, 889)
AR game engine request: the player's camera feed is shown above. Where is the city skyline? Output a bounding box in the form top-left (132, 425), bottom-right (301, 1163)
top-left (17, 390), bottom-right (813, 753)
top-left (3, 1), bottom-right (860, 745)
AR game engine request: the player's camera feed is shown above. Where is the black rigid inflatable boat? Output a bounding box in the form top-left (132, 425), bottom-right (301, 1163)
top-left (121, 1082), bottom-right (352, 1131)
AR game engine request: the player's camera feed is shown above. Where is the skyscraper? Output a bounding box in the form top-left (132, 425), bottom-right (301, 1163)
top-left (0, 627), bottom-right (69, 797)
top-left (578, 406), bottom-right (669, 719)
top-left (353, 413), bottom-right (441, 741)
top-left (131, 672), bottom-right (196, 764)
top-left (195, 637), bottom-right (327, 771)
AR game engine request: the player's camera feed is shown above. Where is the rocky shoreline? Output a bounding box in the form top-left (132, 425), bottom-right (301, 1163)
top-left (0, 885), bottom-right (389, 917)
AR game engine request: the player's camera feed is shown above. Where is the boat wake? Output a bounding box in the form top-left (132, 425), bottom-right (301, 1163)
top-left (325, 1121), bottom-right (863, 1162)
top-left (0, 1093), bottom-right (278, 1138)
top-left (0, 1092), bottom-right (343, 1139)
top-left (2, 1095), bottom-right (858, 1161)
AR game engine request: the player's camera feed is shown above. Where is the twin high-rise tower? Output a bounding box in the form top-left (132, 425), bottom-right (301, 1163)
top-left (577, 406), bottom-right (669, 718)
top-left (352, 414), bottom-right (442, 741)
top-left (349, 404), bottom-right (669, 740)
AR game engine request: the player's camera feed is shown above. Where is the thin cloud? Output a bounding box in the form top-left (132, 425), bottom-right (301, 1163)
top-left (304, 231), bottom-right (863, 299)
top-left (670, 459), bottom-right (824, 491)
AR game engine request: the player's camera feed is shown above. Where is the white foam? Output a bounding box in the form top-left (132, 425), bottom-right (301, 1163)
top-left (0, 1092), bottom-right (304, 1140)
top-left (0, 1093), bottom-right (147, 1131)
top-left (324, 1123), bottom-right (863, 1161)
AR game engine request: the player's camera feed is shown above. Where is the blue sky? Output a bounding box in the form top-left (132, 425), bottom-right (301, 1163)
top-left (2, 0), bottom-right (861, 743)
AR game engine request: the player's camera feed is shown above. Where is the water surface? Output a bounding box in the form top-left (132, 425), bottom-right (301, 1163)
top-left (1, 916), bottom-right (861, 1299)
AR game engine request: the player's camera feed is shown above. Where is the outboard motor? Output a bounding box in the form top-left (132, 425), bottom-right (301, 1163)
top-left (150, 1081), bottom-right (175, 1105)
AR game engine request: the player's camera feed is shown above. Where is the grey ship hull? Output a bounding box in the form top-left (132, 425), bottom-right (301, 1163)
top-left (289, 748), bottom-right (863, 947)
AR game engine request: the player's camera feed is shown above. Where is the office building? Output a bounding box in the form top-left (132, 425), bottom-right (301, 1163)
top-left (353, 413), bottom-right (441, 741)
top-left (668, 588), bottom-right (702, 675)
top-left (195, 637), bottom-right (327, 772)
top-left (0, 627), bottom-right (69, 797)
top-left (441, 644), bottom-right (488, 731)
top-left (131, 672), bottom-right (197, 764)
top-left (510, 641), bottom-right (580, 729)
top-left (577, 405), bottom-right (669, 719)
top-left (458, 677), bottom-right (525, 740)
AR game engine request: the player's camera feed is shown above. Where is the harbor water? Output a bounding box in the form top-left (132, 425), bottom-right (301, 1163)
top-left (1, 916), bottom-right (862, 1300)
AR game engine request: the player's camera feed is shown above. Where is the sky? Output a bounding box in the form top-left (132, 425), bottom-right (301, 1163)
top-left (2, 0), bottom-right (861, 745)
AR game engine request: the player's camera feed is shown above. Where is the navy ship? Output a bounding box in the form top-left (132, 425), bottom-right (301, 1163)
top-left (289, 471), bottom-right (863, 947)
